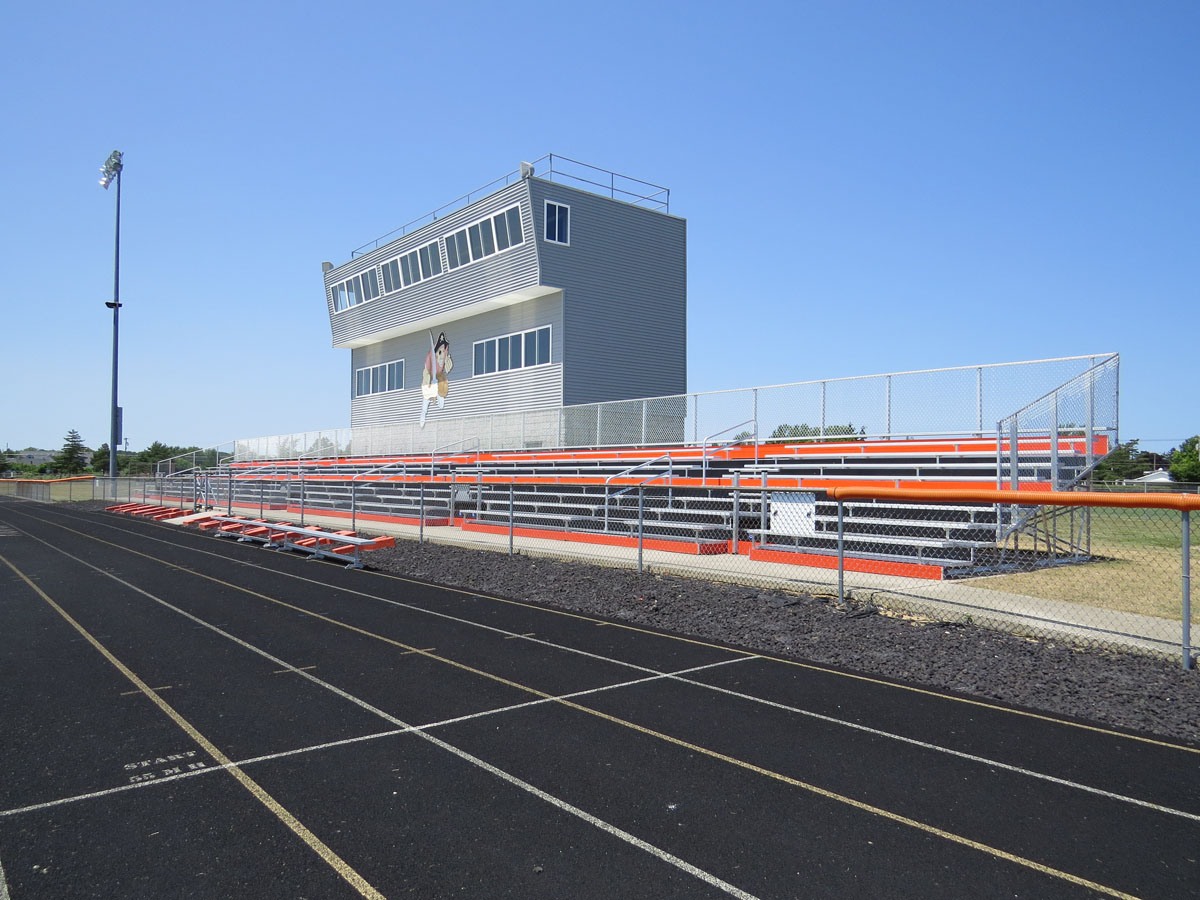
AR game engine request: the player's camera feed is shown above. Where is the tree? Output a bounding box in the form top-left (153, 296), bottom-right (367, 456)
top-left (1169, 435), bottom-right (1200, 484)
top-left (91, 443), bottom-right (110, 474)
top-left (1091, 440), bottom-right (1154, 482)
top-left (769, 423), bottom-right (866, 441)
top-left (0, 447), bottom-right (13, 477)
top-left (53, 430), bottom-right (90, 474)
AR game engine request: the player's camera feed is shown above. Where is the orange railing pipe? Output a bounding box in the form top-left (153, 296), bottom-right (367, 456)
top-left (825, 485), bottom-right (1200, 513)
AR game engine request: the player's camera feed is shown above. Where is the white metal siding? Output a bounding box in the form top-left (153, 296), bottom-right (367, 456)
top-left (350, 292), bottom-right (564, 428)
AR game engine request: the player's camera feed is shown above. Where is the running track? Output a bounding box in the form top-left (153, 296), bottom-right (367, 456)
top-left (0, 498), bottom-right (1197, 899)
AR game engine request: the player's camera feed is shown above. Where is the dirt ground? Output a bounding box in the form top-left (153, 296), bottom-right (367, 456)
top-left (366, 540), bottom-right (1200, 746)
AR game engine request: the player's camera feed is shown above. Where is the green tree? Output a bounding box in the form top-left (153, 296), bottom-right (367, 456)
top-left (1091, 440), bottom-right (1156, 482)
top-left (53, 430), bottom-right (90, 474)
top-left (769, 423), bottom-right (866, 441)
top-left (0, 447), bottom-right (13, 476)
top-left (1169, 435), bottom-right (1200, 483)
top-left (91, 443), bottom-right (110, 474)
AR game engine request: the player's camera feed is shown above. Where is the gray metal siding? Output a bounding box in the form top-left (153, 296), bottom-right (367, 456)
top-left (530, 180), bottom-right (687, 406)
top-left (326, 181), bottom-right (540, 348)
top-left (350, 292), bottom-right (563, 428)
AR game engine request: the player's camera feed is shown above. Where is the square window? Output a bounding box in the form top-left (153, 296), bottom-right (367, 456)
top-left (474, 342), bottom-right (485, 375)
top-left (485, 340), bottom-right (496, 373)
top-left (537, 327), bottom-right (550, 365)
top-left (524, 331), bottom-right (536, 366)
top-left (427, 242), bottom-right (442, 276)
top-left (497, 336), bottom-right (510, 371)
top-left (507, 207), bottom-right (523, 245)
top-left (545, 202), bottom-right (569, 244)
top-left (446, 235), bottom-right (461, 269)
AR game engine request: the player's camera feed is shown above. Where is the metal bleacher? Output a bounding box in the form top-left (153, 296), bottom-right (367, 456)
top-left (149, 433), bottom-right (1104, 579)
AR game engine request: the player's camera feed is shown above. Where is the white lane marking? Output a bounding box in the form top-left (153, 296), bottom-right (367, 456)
top-left (20, 509), bottom-right (1200, 822)
top-left (2, 657), bottom-right (750, 820)
top-left (0, 855), bottom-right (9, 900)
top-left (1, 543), bottom-right (760, 898)
top-left (660, 672), bottom-right (1200, 825)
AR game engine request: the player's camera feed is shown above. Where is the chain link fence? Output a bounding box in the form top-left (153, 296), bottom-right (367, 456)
top-left (128, 472), bottom-right (1196, 669)
top-left (230, 354), bottom-right (1117, 463)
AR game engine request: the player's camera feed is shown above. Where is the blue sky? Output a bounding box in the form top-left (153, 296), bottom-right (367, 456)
top-left (2, 0), bottom-right (1195, 455)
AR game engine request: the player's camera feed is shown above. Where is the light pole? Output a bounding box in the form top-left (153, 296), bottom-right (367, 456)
top-left (99, 150), bottom-right (123, 479)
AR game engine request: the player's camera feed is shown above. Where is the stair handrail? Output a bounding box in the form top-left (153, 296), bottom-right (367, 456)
top-left (701, 419), bottom-right (757, 480)
top-left (603, 454), bottom-right (673, 532)
top-left (429, 437), bottom-right (481, 476)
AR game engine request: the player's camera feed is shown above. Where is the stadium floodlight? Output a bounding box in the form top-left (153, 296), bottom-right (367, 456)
top-left (99, 150), bottom-right (124, 478)
top-left (99, 150), bottom-right (123, 189)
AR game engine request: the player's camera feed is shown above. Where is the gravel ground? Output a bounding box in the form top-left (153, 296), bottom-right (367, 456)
top-left (365, 540), bottom-right (1200, 746)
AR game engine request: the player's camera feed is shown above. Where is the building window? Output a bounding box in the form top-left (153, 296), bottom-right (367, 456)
top-left (331, 267), bottom-right (381, 312)
top-left (354, 359), bottom-right (405, 397)
top-left (380, 240), bottom-right (442, 295)
top-left (544, 201), bottom-right (569, 245)
top-left (445, 205), bottom-right (524, 271)
top-left (472, 326), bottom-right (551, 376)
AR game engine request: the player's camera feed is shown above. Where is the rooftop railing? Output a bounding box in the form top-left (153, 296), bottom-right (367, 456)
top-left (349, 154), bottom-right (671, 258)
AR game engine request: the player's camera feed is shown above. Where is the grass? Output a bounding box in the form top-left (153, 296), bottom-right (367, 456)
top-left (969, 506), bottom-right (1197, 622)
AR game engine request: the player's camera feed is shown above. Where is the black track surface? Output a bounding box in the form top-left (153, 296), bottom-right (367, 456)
top-left (1, 498), bottom-right (1197, 899)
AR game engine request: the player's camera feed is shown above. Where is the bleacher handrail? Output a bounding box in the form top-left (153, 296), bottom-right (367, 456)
top-left (603, 454), bottom-right (674, 532)
top-left (701, 419), bottom-right (758, 479)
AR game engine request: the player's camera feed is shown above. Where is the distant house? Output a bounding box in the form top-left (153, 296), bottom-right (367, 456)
top-left (1127, 469), bottom-right (1173, 484)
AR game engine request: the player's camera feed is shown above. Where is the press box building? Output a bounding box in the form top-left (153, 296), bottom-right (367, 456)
top-left (322, 159), bottom-right (687, 445)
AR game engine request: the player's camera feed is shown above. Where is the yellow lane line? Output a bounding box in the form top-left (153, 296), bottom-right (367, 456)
top-left (0, 553), bottom-right (385, 900)
top-left (5, 524), bottom-right (1146, 899)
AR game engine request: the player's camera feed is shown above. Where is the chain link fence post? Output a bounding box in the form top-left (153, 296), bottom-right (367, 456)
top-left (1184, 509), bottom-right (1193, 670)
top-left (836, 497), bottom-right (847, 609)
top-left (637, 486), bottom-right (645, 575)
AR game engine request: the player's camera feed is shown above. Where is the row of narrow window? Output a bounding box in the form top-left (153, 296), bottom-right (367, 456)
top-left (473, 326), bottom-right (551, 377)
top-left (354, 360), bottom-right (405, 398)
top-left (331, 201), bottom-right (571, 314)
top-left (332, 204), bottom-right (523, 313)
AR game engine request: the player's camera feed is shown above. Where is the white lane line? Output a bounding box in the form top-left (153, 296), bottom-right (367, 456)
top-left (2, 657), bottom-right (750, 820)
top-left (21, 510), bottom-right (1200, 822)
top-left (660, 672), bottom-right (1200, 825)
top-left (2, 542), bottom-right (760, 897)
top-left (0, 855), bottom-right (9, 900)
top-left (272, 665), bottom-right (317, 675)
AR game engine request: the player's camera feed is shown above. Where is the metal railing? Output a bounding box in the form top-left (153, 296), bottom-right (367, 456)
top-left (349, 154), bottom-right (671, 258)
top-left (133, 471), bottom-right (1195, 669)
top-left (231, 356), bottom-right (1118, 474)
top-left (603, 455), bottom-right (675, 534)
